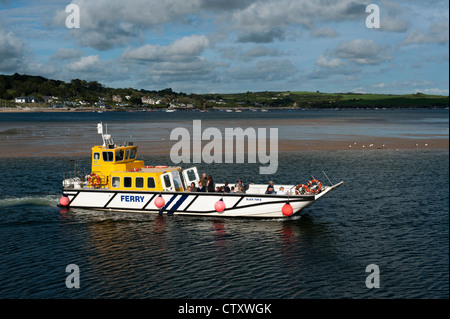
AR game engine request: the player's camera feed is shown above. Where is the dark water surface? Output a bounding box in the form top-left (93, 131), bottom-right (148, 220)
top-left (0, 150), bottom-right (448, 299)
top-left (0, 109), bottom-right (448, 299)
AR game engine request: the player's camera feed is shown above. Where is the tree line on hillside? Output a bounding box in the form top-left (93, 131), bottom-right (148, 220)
top-left (0, 73), bottom-right (448, 109)
top-left (0, 73), bottom-right (184, 106)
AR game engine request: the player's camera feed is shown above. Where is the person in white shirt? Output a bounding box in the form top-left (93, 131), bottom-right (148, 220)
top-left (277, 186), bottom-right (286, 195)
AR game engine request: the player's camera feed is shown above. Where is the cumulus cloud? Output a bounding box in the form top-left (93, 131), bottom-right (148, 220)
top-left (315, 55), bottom-right (346, 68)
top-left (230, 0), bottom-right (367, 43)
top-left (68, 55), bottom-right (103, 72)
top-left (0, 26), bottom-right (26, 72)
top-left (121, 35), bottom-right (210, 62)
top-left (402, 21), bottom-right (449, 45)
top-left (334, 39), bottom-right (392, 65)
top-left (51, 48), bottom-right (83, 61)
top-left (53, 0), bottom-right (203, 50)
top-left (229, 59), bottom-right (297, 81)
top-left (376, 1), bottom-right (409, 32)
top-left (311, 27), bottom-right (338, 38)
top-left (52, 0), bottom-right (375, 49)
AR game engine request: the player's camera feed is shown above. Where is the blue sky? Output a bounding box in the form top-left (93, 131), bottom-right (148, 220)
top-left (0, 0), bottom-right (448, 95)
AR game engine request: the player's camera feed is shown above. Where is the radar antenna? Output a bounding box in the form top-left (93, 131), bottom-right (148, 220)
top-left (97, 122), bottom-right (114, 147)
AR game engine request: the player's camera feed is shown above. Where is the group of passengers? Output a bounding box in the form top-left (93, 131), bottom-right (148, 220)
top-left (185, 173), bottom-right (250, 193)
top-left (184, 174), bottom-right (285, 195)
top-left (265, 180), bottom-right (286, 195)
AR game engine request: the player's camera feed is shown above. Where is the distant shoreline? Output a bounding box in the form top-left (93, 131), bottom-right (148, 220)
top-left (1, 106), bottom-right (449, 113)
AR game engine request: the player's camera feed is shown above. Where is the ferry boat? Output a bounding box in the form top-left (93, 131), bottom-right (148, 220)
top-left (59, 123), bottom-right (343, 218)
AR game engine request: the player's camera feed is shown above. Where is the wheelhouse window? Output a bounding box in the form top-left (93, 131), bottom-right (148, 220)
top-left (135, 177), bottom-right (144, 188)
top-left (129, 148), bottom-right (137, 159)
top-left (125, 149), bottom-right (130, 160)
top-left (112, 177), bottom-right (120, 188)
top-left (103, 151), bottom-right (114, 162)
top-left (185, 169), bottom-right (196, 181)
top-left (163, 175), bottom-right (172, 188)
top-left (93, 152), bottom-right (100, 160)
top-left (124, 177), bottom-right (132, 188)
top-left (147, 177), bottom-right (156, 189)
top-left (115, 149), bottom-right (124, 161)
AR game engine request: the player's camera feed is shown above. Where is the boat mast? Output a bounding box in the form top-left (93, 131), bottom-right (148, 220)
top-left (97, 122), bottom-right (113, 147)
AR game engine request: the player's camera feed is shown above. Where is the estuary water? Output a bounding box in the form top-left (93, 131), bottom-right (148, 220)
top-left (0, 109), bottom-right (448, 299)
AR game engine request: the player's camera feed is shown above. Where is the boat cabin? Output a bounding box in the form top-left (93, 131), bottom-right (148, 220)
top-left (87, 124), bottom-right (200, 192)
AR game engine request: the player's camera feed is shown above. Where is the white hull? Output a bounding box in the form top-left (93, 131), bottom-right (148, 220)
top-left (62, 182), bottom-right (343, 218)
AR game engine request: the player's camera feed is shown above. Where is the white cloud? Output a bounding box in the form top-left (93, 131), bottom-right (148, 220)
top-left (315, 55), bottom-right (346, 68)
top-left (229, 59), bottom-right (297, 81)
top-left (311, 27), bottom-right (338, 38)
top-left (402, 21), bottom-right (449, 45)
top-left (52, 0), bottom-right (204, 50)
top-left (0, 27), bottom-right (25, 72)
top-left (122, 35), bottom-right (210, 62)
top-left (68, 55), bottom-right (102, 72)
top-left (51, 48), bottom-right (83, 60)
top-left (377, 1), bottom-right (409, 32)
top-left (417, 88), bottom-right (449, 95)
top-left (334, 39), bottom-right (392, 65)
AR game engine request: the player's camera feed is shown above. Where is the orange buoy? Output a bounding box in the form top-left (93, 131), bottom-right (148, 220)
top-left (282, 202), bottom-right (293, 216)
top-left (155, 165), bottom-right (168, 169)
top-left (155, 195), bottom-right (165, 208)
top-left (59, 195), bottom-right (70, 207)
top-left (214, 199), bottom-right (226, 213)
top-left (144, 166), bottom-right (154, 168)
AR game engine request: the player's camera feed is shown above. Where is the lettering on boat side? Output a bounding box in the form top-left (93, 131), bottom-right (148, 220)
top-left (170, 120), bottom-right (278, 174)
top-left (121, 195), bottom-right (145, 203)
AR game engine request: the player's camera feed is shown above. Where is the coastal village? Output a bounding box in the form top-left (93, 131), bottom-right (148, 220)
top-left (1, 73), bottom-right (448, 111)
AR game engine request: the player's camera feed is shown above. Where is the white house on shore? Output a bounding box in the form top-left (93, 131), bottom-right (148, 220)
top-left (15, 96), bottom-right (40, 103)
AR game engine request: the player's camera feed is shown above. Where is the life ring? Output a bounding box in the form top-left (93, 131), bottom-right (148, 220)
top-left (296, 184), bottom-right (310, 195)
top-left (88, 173), bottom-right (102, 188)
top-left (128, 167), bottom-right (141, 172)
top-left (144, 166), bottom-right (154, 168)
top-left (155, 165), bottom-right (168, 169)
top-left (308, 179), bottom-right (322, 194)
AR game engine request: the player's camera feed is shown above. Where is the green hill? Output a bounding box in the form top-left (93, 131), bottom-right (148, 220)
top-left (0, 73), bottom-right (448, 109)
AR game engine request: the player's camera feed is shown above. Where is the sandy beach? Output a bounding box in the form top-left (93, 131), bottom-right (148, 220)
top-left (1, 136), bottom-right (447, 158)
top-left (1, 109), bottom-right (447, 157)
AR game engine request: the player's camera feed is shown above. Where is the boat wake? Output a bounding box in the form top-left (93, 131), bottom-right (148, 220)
top-left (0, 195), bottom-right (60, 208)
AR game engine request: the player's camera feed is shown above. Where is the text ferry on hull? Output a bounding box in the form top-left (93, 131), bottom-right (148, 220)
top-left (59, 123), bottom-right (343, 218)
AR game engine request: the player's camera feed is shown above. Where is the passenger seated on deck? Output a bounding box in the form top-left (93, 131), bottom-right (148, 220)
top-left (265, 181), bottom-right (276, 194)
top-left (277, 187), bottom-right (286, 195)
top-left (235, 186), bottom-right (245, 193)
top-left (190, 182), bottom-right (196, 191)
top-left (235, 179), bottom-right (247, 193)
top-left (230, 186), bottom-right (235, 193)
top-left (197, 181), bottom-right (206, 192)
top-left (224, 182), bottom-right (230, 193)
